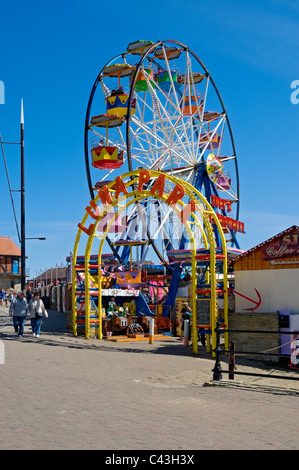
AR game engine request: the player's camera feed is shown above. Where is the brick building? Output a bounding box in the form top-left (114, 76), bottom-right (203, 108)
top-left (0, 236), bottom-right (21, 290)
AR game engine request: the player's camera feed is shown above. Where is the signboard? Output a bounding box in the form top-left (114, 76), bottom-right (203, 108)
top-left (263, 233), bottom-right (299, 260)
top-left (101, 288), bottom-right (140, 297)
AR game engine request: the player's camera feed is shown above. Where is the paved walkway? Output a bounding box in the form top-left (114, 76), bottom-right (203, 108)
top-left (0, 305), bottom-right (298, 450)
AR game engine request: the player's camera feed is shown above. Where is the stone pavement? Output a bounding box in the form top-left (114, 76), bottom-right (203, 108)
top-left (0, 305), bottom-right (298, 451)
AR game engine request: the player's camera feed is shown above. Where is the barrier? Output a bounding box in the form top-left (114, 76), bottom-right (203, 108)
top-left (212, 321), bottom-right (299, 382)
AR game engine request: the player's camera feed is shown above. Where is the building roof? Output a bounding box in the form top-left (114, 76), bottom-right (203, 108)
top-left (232, 225), bottom-right (299, 263)
top-left (0, 237), bottom-right (21, 256)
top-left (34, 266), bottom-right (67, 280)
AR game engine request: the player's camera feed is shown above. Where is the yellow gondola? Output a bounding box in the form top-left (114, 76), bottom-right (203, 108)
top-left (105, 92), bottom-right (136, 118)
top-left (91, 145), bottom-right (124, 170)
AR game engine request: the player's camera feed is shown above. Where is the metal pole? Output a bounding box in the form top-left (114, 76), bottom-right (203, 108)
top-left (149, 317), bottom-right (154, 344)
top-left (183, 319), bottom-right (190, 347)
top-left (229, 341), bottom-right (235, 380)
top-left (20, 99), bottom-right (25, 291)
top-left (212, 321), bottom-right (223, 381)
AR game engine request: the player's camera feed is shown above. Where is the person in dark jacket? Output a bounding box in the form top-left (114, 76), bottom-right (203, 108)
top-left (9, 291), bottom-right (29, 337)
top-left (179, 302), bottom-right (192, 339)
top-left (26, 288), bottom-right (33, 303)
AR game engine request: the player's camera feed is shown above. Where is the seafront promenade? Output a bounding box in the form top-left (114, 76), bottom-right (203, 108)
top-left (0, 305), bottom-right (298, 450)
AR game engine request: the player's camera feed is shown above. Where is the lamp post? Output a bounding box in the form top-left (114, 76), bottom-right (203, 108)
top-left (20, 99), bottom-right (25, 290)
top-left (19, 101), bottom-right (46, 290)
top-left (1, 99), bottom-right (46, 290)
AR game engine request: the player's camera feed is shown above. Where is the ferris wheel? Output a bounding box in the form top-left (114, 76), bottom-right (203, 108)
top-left (84, 39), bottom-right (241, 268)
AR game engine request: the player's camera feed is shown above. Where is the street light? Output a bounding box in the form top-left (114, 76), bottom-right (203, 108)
top-left (0, 99), bottom-right (46, 291)
top-left (20, 101), bottom-right (47, 289)
top-left (20, 99), bottom-right (25, 291)
top-left (26, 238), bottom-right (46, 240)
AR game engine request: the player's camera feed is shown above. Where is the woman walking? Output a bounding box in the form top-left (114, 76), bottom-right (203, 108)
top-left (28, 291), bottom-right (48, 337)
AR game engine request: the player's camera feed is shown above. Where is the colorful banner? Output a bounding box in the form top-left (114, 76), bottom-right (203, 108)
top-left (207, 154), bottom-right (223, 183)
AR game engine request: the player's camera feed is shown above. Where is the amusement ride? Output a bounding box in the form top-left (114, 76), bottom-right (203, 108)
top-left (72, 39), bottom-right (245, 353)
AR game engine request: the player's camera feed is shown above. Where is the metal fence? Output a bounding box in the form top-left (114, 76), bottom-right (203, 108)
top-left (212, 321), bottom-right (299, 382)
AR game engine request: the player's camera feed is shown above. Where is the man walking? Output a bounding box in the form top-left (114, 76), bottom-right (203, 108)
top-left (9, 291), bottom-right (29, 338)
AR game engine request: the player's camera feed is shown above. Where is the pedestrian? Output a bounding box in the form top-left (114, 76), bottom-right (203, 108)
top-left (28, 291), bottom-right (48, 337)
top-left (26, 288), bottom-right (33, 303)
top-left (9, 291), bottom-right (29, 337)
top-left (0, 288), bottom-right (5, 306)
top-left (8, 291), bottom-right (15, 304)
top-left (179, 302), bottom-right (192, 340)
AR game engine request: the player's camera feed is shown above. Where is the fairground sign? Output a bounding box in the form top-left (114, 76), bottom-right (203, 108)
top-left (263, 232), bottom-right (299, 260)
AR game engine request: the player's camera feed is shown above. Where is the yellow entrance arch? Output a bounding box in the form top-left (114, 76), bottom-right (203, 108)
top-left (72, 170), bottom-right (228, 355)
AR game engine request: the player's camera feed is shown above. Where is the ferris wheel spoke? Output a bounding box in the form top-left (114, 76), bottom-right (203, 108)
top-left (196, 114), bottom-right (225, 154)
top-left (99, 79), bottom-right (111, 99)
top-left (144, 73), bottom-right (193, 162)
top-left (199, 75), bottom-right (210, 122)
top-left (131, 114), bottom-right (192, 169)
top-left (160, 55), bottom-right (195, 159)
top-left (139, 201), bottom-right (181, 261)
top-left (133, 92), bottom-right (188, 158)
top-left (215, 115), bottom-right (226, 157)
top-left (130, 116), bottom-right (171, 164)
top-left (133, 96), bottom-right (167, 166)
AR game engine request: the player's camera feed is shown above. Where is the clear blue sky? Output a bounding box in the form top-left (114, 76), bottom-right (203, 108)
top-left (1, 0), bottom-right (299, 278)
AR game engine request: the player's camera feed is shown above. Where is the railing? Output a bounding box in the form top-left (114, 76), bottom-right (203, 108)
top-left (212, 321), bottom-right (299, 382)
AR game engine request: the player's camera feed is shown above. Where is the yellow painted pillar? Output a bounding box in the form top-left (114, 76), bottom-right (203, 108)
top-left (191, 244), bottom-right (198, 355)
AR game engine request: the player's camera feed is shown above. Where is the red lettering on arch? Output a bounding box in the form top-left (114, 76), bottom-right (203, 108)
top-left (96, 185), bottom-right (112, 205)
top-left (138, 169), bottom-right (151, 191)
top-left (85, 200), bottom-right (100, 220)
top-left (150, 174), bottom-right (165, 197)
top-left (114, 176), bottom-right (128, 199)
top-left (78, 223), bottom-right (95, 236)
top-left (166, 184), bottom-right (185, 205)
